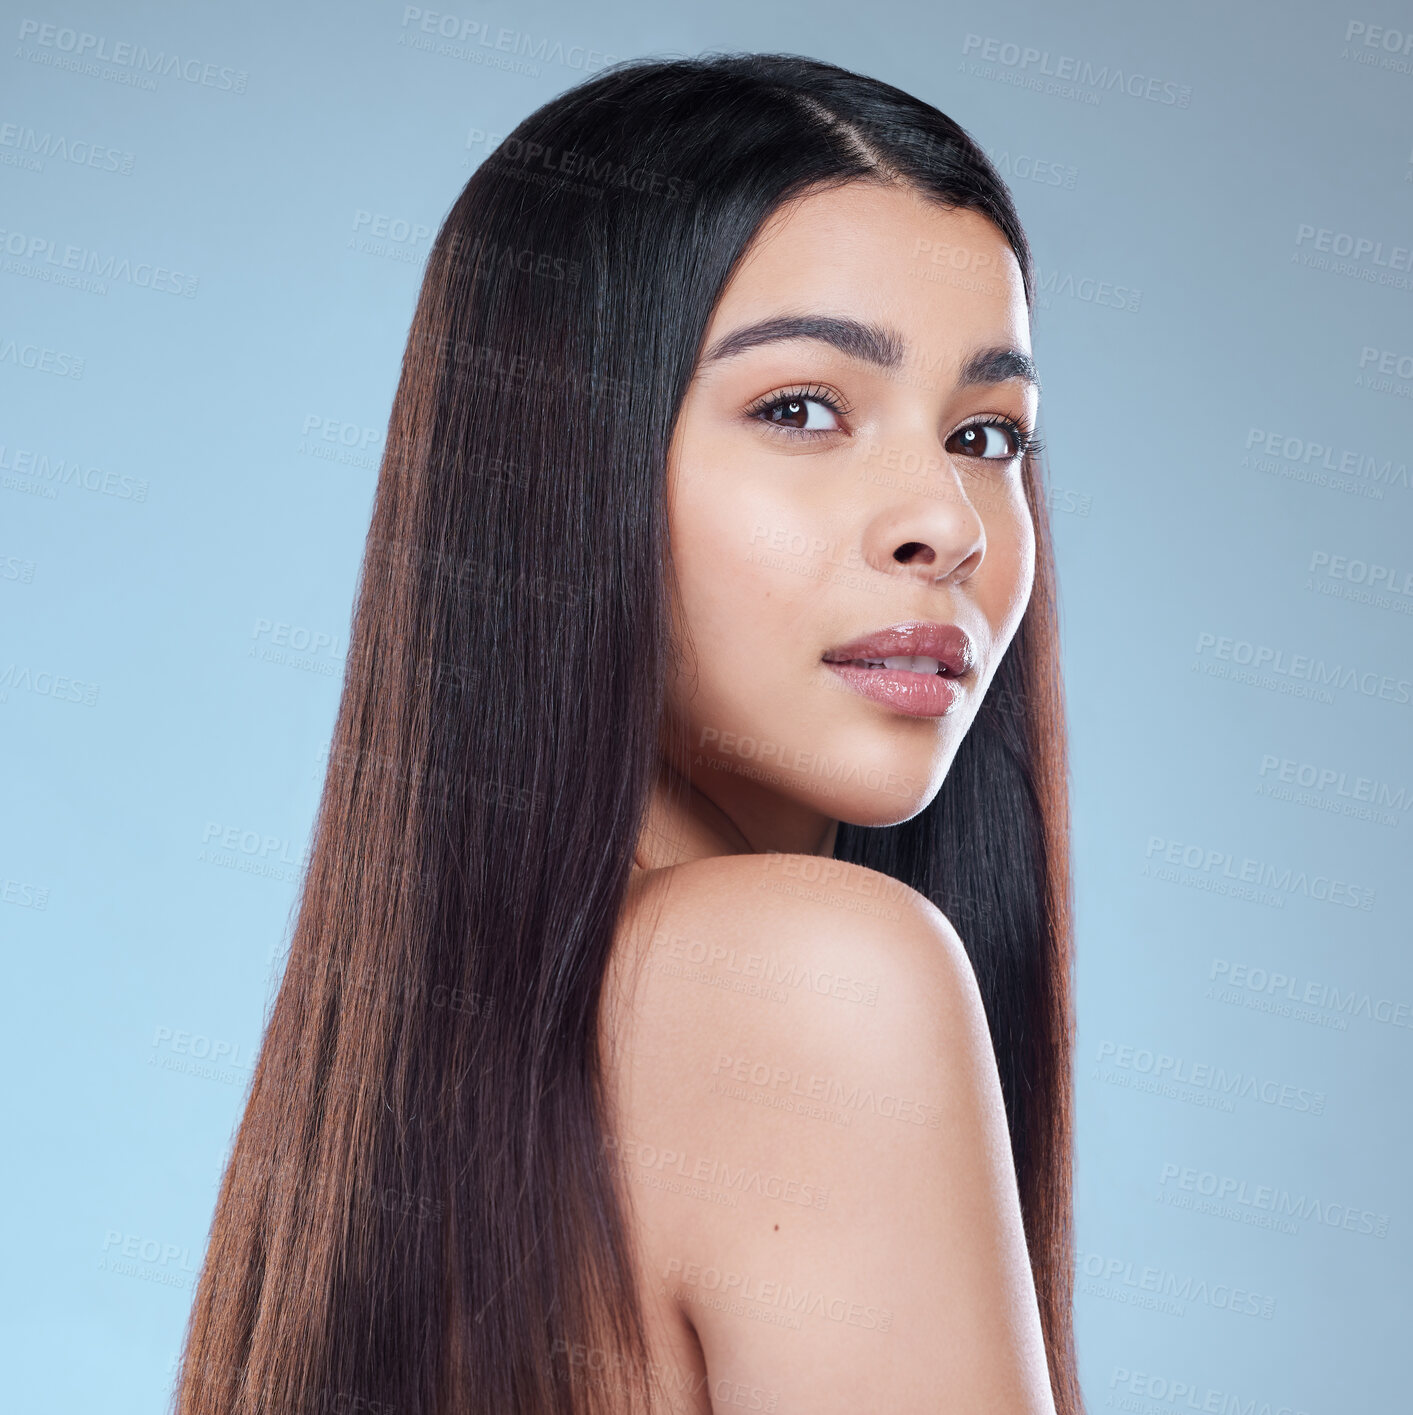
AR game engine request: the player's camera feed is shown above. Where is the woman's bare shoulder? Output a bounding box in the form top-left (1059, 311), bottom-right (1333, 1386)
top-left (600, 854), bottom-right (1055, 1412)
top-left (616, 850), bottom-right (973, 985)
top-left (605, 851), bottom-right (984, 1087)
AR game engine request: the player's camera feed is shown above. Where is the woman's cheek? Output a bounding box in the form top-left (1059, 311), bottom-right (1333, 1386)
top-left (977, 489), bottom-right (1034, 636)
top-left (672, 477), bottom-right (769, 700)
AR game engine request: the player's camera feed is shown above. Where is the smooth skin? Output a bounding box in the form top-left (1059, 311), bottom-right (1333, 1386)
top-left (599, 179), bottom-right (1055, 1414)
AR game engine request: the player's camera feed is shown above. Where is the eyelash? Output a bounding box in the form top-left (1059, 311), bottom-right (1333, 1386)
top-left (744, 383), bottom-right (854, 429)
top-left (746, 386), bottom-right (1045, 461)
top-left (956, 411), bottom-right (1047, 462)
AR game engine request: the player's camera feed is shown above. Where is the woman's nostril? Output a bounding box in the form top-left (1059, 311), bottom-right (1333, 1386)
top-left (894, 541), bottom-right (936, 564)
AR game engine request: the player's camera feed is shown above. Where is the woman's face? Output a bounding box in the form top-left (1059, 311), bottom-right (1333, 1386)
top-left (663, 179), bottom-right (1038, 844)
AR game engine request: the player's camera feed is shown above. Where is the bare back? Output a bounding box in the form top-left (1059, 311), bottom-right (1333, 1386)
top-left (596, 852), bottom-right (1057, 1415)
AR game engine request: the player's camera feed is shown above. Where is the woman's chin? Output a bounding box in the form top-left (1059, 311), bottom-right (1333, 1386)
top-left (830, 792), bottom-right (937, 830)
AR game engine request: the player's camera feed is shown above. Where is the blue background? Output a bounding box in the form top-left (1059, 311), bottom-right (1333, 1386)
top-left (3, 1), bottom-right (1410, 1410)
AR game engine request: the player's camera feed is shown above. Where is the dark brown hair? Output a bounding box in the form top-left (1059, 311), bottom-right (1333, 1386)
top-left (173, 50), bottom-right (1081, 1415)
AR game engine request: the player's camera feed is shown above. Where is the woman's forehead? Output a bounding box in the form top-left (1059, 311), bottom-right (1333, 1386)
top-left (707, 182), bottom-right (1029, 354)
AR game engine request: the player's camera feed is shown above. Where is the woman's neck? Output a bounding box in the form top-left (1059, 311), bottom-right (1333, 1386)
top-left (631, 758), bottom-right (839, 874)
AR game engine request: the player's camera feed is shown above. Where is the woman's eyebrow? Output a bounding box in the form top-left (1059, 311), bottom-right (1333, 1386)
top-left (700, 313), bottom-right (1040, 393)
top-left (702, 314), bottom-right (905, 369)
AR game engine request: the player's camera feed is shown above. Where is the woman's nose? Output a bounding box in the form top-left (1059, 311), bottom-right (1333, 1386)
top-left (867, 485), bottom-right (986, 584)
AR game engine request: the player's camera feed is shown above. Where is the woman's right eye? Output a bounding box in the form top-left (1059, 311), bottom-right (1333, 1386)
top-left (749, 388), bottom-right (849, 437)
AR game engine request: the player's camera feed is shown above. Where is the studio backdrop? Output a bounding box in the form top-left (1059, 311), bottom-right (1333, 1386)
top-left (3, 1), bottom-right (1410, 1411)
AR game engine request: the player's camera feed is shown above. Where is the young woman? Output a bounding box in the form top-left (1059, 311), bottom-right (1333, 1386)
top-left (174, 51), bottom-right (1080, 1415)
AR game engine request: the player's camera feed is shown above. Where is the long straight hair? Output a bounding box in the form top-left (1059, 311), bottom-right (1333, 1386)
top-left (173, 51), bottom-right (1081, 1415)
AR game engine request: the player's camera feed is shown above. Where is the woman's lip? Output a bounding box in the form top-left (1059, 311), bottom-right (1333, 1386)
top-left (821, 621), bottom-right (974, 678)
top-left (824, 662), bottom-right (962, 718)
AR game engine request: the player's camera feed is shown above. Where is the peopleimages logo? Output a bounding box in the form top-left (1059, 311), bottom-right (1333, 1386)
top-left (1158, 1161), bottom-right (1390, 1238)
top-left (1076, 1249), bottom-right (1276, 1319)
top-left (1359, 345), bottom-right (1413, 381)
top-left (0, 226), bottom-right (198, 296)
top-left (1307, 549), bottom-right (1413, 616)
top-left (663, 1257), bottom-right (893, 1332)
top-left (14, 19), bottom-right (248, 92)
top-left (1211, 958), bottom-right (1413, 1033)
top-left (1254, 763), bottom-right (1402, 827)
top-left (709, 1050), bottom-right (944, 1129)
top-left (1144, 835), bottom-right (1376, 911)
top-left (1243, 426), bottom-right (1410, 497)
top-left (1108, 1366), bottom-right (1309, 1415)
top-left (1258, 754), bottom-right (1411, 813)
top-left (0, 443), bottom-right (147, 499)
top-left (398, 8), bottom-right (621, 75)
top-left (1095, 1041), bottom-right (1326, 1115)
top-left (959, 34), bottom-right (1192, 106)
top-left (0, 121), bottom-right (135, 175)
top-left (0, 336), bottom-right (84, 378)
top-left (1308, 550), bottom-right (1413, 596)
top-left (1294, 223), bottom-right (1413, 272)
top-left (1033, 266), bottom-right (1141, 311)
top-left (984, 147), bottom-right (1078, 189)
top-left (1193, 631), bottom-right (1413, 707)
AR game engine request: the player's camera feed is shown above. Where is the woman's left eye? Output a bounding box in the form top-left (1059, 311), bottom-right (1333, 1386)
top-left (947, 419), bottom-right (1023, 460)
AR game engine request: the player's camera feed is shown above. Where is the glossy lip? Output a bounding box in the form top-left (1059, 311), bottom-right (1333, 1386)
top-left (820, 621), bottom-right (975, 720)
top-left (822, 621), bottom-right (975, 676)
